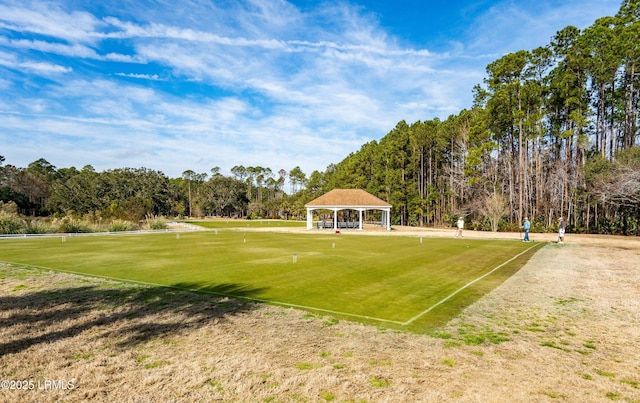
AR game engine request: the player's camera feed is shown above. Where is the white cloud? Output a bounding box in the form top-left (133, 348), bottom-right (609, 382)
top-left (0, 36), bottom-right (141, 62)
top-left (0, 77), bottom-right (11, 90)
top-left (0, 0), bottom-right (623, 178)
top-left (0, 51), bottom-right (71, 74)
top-left (115, 73), bottom-right (162, 81)
top-left (54, 79), bottom-right (156, 104)
top-left (0, 1), bottom-right (104, 44)
top-left (464, 0), bottom-right (621, 55)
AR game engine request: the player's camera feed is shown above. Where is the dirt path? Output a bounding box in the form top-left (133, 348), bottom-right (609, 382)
top-left (1, 232), bottom-right (639, 402)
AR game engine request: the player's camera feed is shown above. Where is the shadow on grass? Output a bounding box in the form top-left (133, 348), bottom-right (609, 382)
top-left (0, 278), bottom-right (268, 356)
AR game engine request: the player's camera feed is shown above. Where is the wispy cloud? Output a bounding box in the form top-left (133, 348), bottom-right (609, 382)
top-left (115, 72), bottom-right (163, 81)
top-left (0, 36), bottom-right (140, 62)
top-left (0, 0), bottom-right (622, 177)
top-left (465, 0), bottom-right (621, 55)
top-left (0, 1), bottom-right (104, 43)
top-left (0, 50), bottom-right (71, 74)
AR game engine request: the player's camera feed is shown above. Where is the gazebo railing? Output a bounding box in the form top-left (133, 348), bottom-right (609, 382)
top-left (316, 221), bottom-right (359, 229)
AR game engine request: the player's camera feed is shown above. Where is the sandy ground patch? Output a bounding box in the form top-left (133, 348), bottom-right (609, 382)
top-left (0, 229), bottom-right (639, 402)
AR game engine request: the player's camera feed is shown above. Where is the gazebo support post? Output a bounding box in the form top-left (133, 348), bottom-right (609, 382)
top-left (306, 208), bottom-right (313, 229)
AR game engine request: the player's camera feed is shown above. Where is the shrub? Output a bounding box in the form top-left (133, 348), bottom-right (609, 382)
top-left (499, 220), bottom-right (521, 232)
top-left (24, 219), bottom-right (52, 234)
top-left (144, 215), bottom-right (167, 230)
top-left (109, 219), bottom-right (138, 232)
top-left (54, 217), bottom-right (94, 233)
top-left (0, 201), bottom-right (19, 214)
top-left (0, 212), bottom-right (25, 234)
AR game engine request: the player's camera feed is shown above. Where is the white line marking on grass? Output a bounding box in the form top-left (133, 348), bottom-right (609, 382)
top-left (248, 299), bottom-right (405, 325)
top-left (401, 243), bottom-right (540, 326)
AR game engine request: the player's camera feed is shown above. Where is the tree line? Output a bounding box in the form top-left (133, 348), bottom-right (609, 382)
top-left (0, 157), bottom-right (311, 223)
top-left (317, 0), bottom-right (640, 235)
top-left (1, 1), bottom-right (639, 234)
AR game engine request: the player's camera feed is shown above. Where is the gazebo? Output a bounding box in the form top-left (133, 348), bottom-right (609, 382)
top-left (305, 189), bottom-right (392, 231)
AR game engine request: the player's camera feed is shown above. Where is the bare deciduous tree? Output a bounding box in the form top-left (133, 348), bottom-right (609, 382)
top-left (481, 192), bottom-right (508, 232)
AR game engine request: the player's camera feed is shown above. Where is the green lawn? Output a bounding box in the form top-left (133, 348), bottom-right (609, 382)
top-left (0, 229), bottom-right (542, 333)
top-left (186, 219), bottom-right (306, 229)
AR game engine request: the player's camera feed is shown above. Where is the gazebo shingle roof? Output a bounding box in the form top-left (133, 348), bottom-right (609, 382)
top-left (305, 189), bottom-right (391, 208)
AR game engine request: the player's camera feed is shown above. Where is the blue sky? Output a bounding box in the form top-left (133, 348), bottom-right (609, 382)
top-left (0, 0), bottom-right (622, 179)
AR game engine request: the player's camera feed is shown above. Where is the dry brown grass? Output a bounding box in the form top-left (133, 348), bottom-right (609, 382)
top-left (1, 231), bottom-right (639, 402)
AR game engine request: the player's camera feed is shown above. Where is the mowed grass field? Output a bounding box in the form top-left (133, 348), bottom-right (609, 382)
top-left (191, 219), bottom-right (307, 229)
top-left (0, 225), bottom-right (542, 333)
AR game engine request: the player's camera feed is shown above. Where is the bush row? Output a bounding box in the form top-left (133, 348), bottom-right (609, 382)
top-left (0, 211), bottom-right (168, 235)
